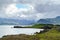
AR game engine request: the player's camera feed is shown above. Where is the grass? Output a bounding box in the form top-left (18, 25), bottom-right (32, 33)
top-left (36, 28), bottom-right (60, 40)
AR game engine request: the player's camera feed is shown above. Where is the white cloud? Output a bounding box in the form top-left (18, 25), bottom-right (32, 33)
top-left (0, 0), bottom-right (60, 20)
top-left (36, 13), bottom-right (44, 19)
top-left (20, 15), bottom-right (27, 18)
top-left (5, 4), bottom-right (18, 14)
top-left (4, 3), bottom-right (36, 20)
top-left (50, 0), bottom-right (60, 4)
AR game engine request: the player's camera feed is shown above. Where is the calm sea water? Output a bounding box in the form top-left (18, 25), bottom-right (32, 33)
top-left (0, 25), bottom-right (43, 38)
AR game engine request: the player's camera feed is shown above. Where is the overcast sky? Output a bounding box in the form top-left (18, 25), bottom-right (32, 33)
top-left (0, 0), bottom-right (60, 21)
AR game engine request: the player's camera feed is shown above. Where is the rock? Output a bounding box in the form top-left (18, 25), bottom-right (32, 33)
top-left (14, 26), bottom-right (23, 28)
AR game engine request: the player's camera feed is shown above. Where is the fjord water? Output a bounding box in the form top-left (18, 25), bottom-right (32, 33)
top-left (0, 25), bottom-right (43, 38)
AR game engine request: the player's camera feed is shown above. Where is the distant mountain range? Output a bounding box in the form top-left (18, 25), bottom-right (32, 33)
top-left (37, 16), bottom-right (60, 25)
top-left (0, 16), bottom-right (60, 25)
top-left (0, 18), bottom-right (35, 25)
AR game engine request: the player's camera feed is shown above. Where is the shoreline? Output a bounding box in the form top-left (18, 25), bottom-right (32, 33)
top-left (0, 24), bottom-right (60, 40)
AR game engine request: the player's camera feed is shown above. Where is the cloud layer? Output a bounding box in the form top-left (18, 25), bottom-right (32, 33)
top-left (0, 0), bottom-right (60, 21)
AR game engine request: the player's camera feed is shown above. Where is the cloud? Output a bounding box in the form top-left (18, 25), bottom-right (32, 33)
top-left (0, 0), bottom-right (60, 21)
top-left (4, 3), bottom-right (36, 20)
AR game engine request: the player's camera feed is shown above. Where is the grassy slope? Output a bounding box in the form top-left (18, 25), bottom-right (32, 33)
top-left (36, 28), bottom-right (60, 40)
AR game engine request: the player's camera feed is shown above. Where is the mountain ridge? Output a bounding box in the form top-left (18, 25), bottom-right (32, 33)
top-left (0, 18), bottom-right (35, 25)
top-left (37, 16), bottom-right (60, 25)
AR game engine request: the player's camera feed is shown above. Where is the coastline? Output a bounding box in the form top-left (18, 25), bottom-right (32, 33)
top-left (0, 24), bottom-right (60, 40)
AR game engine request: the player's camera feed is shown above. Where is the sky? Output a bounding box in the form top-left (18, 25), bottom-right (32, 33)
top-left (0, 0), bottom-right (60, 21)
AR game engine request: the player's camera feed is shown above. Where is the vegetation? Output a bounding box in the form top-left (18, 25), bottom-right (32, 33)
top-left (1, 24), bottom-right (60, 40)
top-left (36, 28), bottom-right (60, 40)
top-left (0, 34), bottom-right (40, 40)
top-left (14, 24), bottom-right (54, 29)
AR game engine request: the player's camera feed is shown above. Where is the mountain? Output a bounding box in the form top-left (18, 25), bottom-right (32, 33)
top-left (37, 16), bottom-right (60, 25)
top-left (0, 18), bottom-right (35, 25)
top-left (0, 16), bottom-right (60, 25)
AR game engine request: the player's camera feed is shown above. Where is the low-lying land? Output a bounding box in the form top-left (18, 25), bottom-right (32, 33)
top-left (14, 24), bottom-right (59, 29)
top-left (0, 24), bottom-right (60, 40)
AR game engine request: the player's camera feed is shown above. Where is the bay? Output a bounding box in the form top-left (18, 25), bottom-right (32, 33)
top-left (0, 25), bottom-right (43, 38)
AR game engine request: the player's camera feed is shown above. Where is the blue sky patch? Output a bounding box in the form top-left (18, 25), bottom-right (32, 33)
top-left (16, 4), bottom-right (29, 9)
